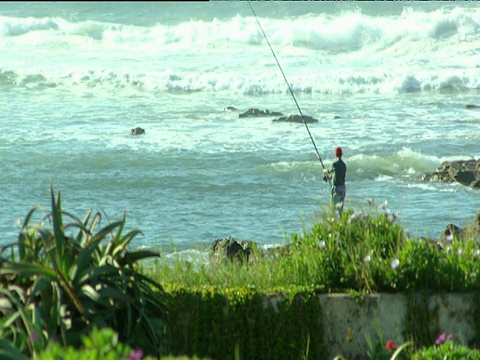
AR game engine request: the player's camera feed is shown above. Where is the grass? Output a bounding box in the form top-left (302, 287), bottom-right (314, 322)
top-left (143, 198), bottom-right (480, 295)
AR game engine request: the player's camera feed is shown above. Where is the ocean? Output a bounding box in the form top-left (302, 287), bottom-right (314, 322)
top-left (1, 1), bottom-right (480, 263)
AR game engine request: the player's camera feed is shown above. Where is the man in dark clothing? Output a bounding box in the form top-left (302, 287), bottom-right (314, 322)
top-left (323, 147), bottom-right (347, 217)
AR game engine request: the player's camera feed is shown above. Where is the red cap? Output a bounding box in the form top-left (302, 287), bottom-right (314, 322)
top-left (334, 147), bottom-right (343, 156)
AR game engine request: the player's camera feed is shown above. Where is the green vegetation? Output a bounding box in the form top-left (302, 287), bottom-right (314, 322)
top-left (0, 186), bottom-right (169, 359)
top-left (412, 337), bottom-right (480, 359)
top-left (147, 199), bottom-right (480, 294)
top-left (1, 189), bottom-right (480, 359)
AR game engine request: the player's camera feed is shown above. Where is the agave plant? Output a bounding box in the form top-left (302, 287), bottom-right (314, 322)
top-left (0, 185), bottom-right (169, 358)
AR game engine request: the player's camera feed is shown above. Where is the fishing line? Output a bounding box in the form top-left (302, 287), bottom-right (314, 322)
top-left (248, 2), bottom-right (332, 188)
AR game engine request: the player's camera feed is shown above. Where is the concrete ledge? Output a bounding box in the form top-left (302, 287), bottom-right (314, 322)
top-left (313, 293), bottom-right (478, 359)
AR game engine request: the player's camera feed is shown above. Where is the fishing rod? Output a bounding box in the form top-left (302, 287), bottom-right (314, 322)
top-left (248, 2), bottom-right (332, 188)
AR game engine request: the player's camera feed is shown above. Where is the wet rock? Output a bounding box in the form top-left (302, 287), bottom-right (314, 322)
top-left (210, 237), bottom-right (295, 265)
top-left (210, 237), bottom-right (257, 265)
top-left (131, 127), bottom-right (145, 135)
top-left (438, 210), bottom-right (480, 246)
top-left (422, 159), bottom-right (480, 189)
top-left (272, 114), bottom-right (318, 123)
top-left (239, 108), bottom-right (284, 118)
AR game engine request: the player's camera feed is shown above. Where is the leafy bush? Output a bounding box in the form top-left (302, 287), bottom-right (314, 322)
top-left (0, 186), bottom-right (170, 358)
top-left (37, 327), bottom-right (146, 360)
top-left (149, 199), bottom-right (480, 295)
top-left (145, 200), bottom-right (480, 358)
top-left (3, 190), bottom-right (480, 359)
top-left (412, 340), bottom-right (480, 360)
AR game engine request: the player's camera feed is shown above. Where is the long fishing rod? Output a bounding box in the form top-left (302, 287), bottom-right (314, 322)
top-left (248, 2), bottom-right (332, 188)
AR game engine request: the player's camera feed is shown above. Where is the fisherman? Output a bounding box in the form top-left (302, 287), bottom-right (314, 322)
top-left (323, 147), bottom-right (347, 217)
top-left (248, 1), bottom-right (346, 217)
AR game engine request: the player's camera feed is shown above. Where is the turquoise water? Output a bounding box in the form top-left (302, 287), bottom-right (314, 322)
top-left (1, 2), bottom-right (480, 261)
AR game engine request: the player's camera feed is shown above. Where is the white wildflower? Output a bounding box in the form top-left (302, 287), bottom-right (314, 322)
top-left (391, 258), bottom-right (400, 269)
top-left (349, 213), bottom-right (359, 223)
top-left (318, 240), bottom-right (326, 249)
top-left (364, 254), bottom-right (371, 263)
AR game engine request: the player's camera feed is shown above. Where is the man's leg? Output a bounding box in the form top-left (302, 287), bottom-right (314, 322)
top-left (332, 193), bottom-right (342, 217)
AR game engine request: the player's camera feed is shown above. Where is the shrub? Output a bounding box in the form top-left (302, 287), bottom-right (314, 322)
top-left (412, 340), bottom-right (480, 359)
top-left (0, 185), bottom-right (169, 358)
top-left (149, 199), bottom-right (480, 295)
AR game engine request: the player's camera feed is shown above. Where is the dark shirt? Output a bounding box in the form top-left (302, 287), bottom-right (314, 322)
top-left (329, 159), bottom-right (346, 188)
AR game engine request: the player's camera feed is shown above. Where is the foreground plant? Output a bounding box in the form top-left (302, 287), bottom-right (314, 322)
top-left (290, 201), bottom-right (407, 292)
top-left (0, 185), bottom-right (169, 358)
top-left (412, 333), bottom-right (480, 359)
top-left (37, 327), bottom-right (147, 360)
top-left (149, 198), bottom-right (480, 295)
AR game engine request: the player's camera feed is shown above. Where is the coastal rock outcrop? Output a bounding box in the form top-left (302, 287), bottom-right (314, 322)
top-left (131, 127), bottom-right (145, 135)
top-left (438, 210), bottom-right (480, 245)
top-left (239, 108), bottom-right (284, 118)
top-left (422, 159), bottom-right (480, 189)
top-left (210, 236), bottom-right (296, 266)
top-left (210, 237), bottom-right (257, 265)
top-left (211, 211), bottom-right (480, 265)
top-left (272, 114), bottom-right (318, 123)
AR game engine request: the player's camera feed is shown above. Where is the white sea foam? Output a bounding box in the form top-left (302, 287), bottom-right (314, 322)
top-left (1, 3), bottom-right (480, 96)
top-left (0, 2), bottom-right (479, 251)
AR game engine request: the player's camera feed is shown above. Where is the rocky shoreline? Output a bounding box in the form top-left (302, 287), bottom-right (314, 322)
top-left (210, 208), bottom-right (480, 265)
top-left (422, 159), bottom-right (480, 189)
top-left (210, 159), bottom-right (480, 264)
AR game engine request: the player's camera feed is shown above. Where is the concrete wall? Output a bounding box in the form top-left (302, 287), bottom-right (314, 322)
top-left (314, 293), bottom-right (477, 359)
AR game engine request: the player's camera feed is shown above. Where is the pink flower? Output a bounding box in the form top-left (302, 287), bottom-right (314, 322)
top-left (29, 332), bottom-right (40, 342)
top-left (126, 349), bottom-right (143, 360)
top-left (386, 340), bottom-right (396, 351)
top-left (435, 333), bottom-right (454, 345)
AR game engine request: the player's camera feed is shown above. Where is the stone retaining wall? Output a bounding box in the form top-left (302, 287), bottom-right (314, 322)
top-left (293, 293), bottom-right (478, 359)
